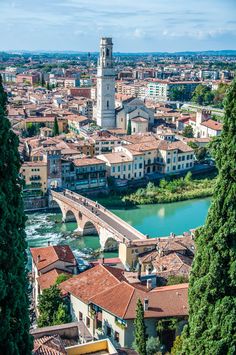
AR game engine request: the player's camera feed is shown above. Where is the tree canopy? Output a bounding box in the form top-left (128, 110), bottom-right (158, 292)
top-left (180, 79), bottom-right (236, 354)
top-left (133, 298), bottom-right (147, 355)
top-left (0, 75), bottom-right (32, 354)
top-left (37, 285), bottom-right (71, 328)
top-left (182, 125), bottom-right (194, 138)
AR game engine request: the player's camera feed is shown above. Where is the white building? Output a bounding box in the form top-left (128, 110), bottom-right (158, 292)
top-left (96, 38), bottom-right (116, 128)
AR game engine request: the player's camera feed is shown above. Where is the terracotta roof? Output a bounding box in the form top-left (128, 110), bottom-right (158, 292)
top-left (201, 119), bottom-right (223, 131)
top-left (73, 157), bottom-right (105, 167)
top-left (33, 335), bottom-right (67, 355)
top-left (37, 268), bottom-right (71, 291)
top-left (91, 281), bottom-right (188, 320)
top-left (30, 245), bottom-right (75, 271)
top-left (98, 152), bottom-right (133, 164)
top-left (60, 264), bottom-right (125, 303)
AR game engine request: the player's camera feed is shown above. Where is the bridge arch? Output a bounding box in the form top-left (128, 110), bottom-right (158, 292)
top-left (82, 220), bottom-right (99, 236)
top-left (64, 210), bottom-right (77, 223)
top-left (103, 237), bottom-right (119, 252)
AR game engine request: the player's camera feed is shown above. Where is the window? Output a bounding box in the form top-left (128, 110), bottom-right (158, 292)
top-left (79, 312), bottom-right (83, 321)
top-left (86, 317), bottom-right (90, 328)
top-left (139, 163), bottom-right (142, 169)
top-left (107, 326), bottom-right (112, 337)
top-left (178, 165), bottom-right (181, 169)
top-left (167, 158), bottom-right (170, 164)
top-left (107, 100), bottom-right (109, 109)
top-left (114, 331), bottom-right (120, 343)
top-left (112, 166), bottom-right (115, 173)
top-left (182, 156), bottom-right (185, 161)
top-left (117, 166), bottom-right (121, 172)
top-left (173, 165), bottom-right (176, 171)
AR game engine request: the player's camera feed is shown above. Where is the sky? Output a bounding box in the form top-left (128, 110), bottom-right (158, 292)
top-left (0, 0), bottom-right (236, 52)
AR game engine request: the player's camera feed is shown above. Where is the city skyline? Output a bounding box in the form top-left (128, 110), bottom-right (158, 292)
top-left (1, 0), bottom-right (236, 52)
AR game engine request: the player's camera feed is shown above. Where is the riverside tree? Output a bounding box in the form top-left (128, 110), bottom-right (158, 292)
top-left (0, 75), bottom-right (32, 354)
top-left (180, 79), bottom-right (236, 354)
top-left (133, 299), bottom-right (147, 355)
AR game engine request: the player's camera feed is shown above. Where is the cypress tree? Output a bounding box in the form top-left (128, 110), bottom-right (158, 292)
top-left (133, 299), bottom-right (147, 355)
top-left (0, 75), bottom-right (32, 353)
top-left (127, 119), bottom-right (132, 135)
top-left (180, 79), bottom-right (236, 354)
top-left (53, 117), bottom-right (59, 136)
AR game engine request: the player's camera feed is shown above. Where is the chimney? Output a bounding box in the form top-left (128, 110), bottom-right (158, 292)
top-left (144, 298), bottom-right (149, 311)
top-left (147, 279), bottom-right (152, 290)
top-left (37, 255), bottom-right (41, 263)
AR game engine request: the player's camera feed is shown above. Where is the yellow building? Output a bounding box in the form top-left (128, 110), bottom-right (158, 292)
top-left (20, 161), bottom-right (47, 196)
top-left (66, 339), bottom-right (117, 355)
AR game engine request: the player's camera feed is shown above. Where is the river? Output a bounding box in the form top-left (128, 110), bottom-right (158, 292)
top-left (26, 197), bottom-right (211, 267)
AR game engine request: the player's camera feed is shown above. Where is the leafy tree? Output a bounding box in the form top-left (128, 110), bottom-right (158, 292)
top-left (184, 171), bottom-right (192, 183)
top-left (180, 79), bottom-right (236, 354)
top-left (182, 125), bottom-right (194, 138)
top-left (171, 335), bottom-right (183, 355)
top-left (37, 285), bottom-right (71, 328)
top-left (127, 119), bottom-right (132, 135)
top-left (46, 82), bottom-right (51, 91)
top-left (192, 84), bottom-right (214, 106)
top-left (53, 117), bottom-right (59, 136)
top-left (195, 146), bottom-right (207, 162)
top-left (169, 86), bottom-right (186, 101)
top-left (133, 299), bottom-right (147, 355)
top-left (213, 83), bottom-right (229, 108)
top-left (55, 273), bottom-right (72, 285)
top-left (0, 75), bottom-right (32, 354)
top-left (146, 336), bottom-right (161, 355)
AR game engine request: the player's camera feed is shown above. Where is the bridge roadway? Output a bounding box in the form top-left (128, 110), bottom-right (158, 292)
top-left (53, 190), bottom-right (147, 243)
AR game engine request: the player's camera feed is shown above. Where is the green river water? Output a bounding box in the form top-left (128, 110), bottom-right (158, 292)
top-left (26, 197), bottom-right (211, 267)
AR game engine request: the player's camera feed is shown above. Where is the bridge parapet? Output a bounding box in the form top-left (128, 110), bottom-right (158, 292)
top-left (51, 190), bottom-right (144, 245)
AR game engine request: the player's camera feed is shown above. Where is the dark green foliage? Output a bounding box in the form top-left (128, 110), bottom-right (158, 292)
top-left (167, 275), bottom-right (189, 286)
top-left (180, 79), bottom-right (236, 354)
top-left (0, 75), bottom-right (32, 354)
top-left (192, 84), bottom-right (214, 105)
top-left (53, 117), bottom-right (59, 136)
top-left (169, 85), bottom-right (186, 101)
top-left (182, 125), bottom-right (194, 138)
top-left (55, 273), bottom-right (72, 285)
top-left (133, 299), bottom-right (147, 355)
top-left (127, 119), bottom-right (132, 135)
top-left (195, 146), bottom-right (207, 162)
top-left (37, 285), bottom-right (71, 327)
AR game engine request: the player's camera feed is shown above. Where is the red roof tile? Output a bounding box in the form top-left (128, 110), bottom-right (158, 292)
top-left (30, 245), bottom-right (75, 271)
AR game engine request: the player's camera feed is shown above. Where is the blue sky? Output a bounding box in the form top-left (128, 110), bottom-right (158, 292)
top-left (0, 0), bottom-right (236, 52)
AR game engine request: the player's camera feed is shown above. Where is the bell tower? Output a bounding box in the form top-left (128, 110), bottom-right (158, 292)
top-left (96, 37), bottom-right (116, 128)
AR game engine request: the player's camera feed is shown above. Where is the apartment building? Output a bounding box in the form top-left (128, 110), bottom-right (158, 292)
top-left (20, 161), bottom-right (47, 196)
top-left (97, 150), bottom-right (144, 180)
top-left (60, 264), bottom-right (188, 348)
top-left (147, 81), bottom-right (199, 101)
top-left (91, 132), bottom-right (122, 155)
top-left (61, 157), bottom-right (107, 192)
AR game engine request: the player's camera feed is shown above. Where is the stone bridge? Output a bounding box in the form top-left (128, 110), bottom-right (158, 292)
top-left (51, 189), bottom-right (147, 251)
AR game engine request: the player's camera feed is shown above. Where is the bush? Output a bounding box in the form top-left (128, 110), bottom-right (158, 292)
top-left (146, 336), bottom-right (161, 355)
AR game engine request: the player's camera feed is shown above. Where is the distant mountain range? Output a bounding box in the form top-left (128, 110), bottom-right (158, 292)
top-left (2, 50), bottom-right (236, 56)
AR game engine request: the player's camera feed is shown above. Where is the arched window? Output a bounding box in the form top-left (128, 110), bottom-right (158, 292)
top-left (106, 48), bottom-right (109, 57)
top-left (107, 100), bottom-right (109, 109)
